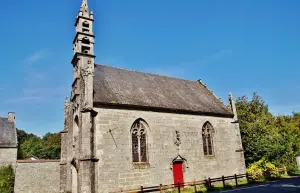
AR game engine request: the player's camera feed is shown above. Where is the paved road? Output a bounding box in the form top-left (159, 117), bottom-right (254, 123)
top-left (216, 177), bottom-right (300, 193)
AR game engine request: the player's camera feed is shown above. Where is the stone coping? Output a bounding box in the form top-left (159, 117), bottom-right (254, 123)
top-left (16, 160), bottom-right (60, 163)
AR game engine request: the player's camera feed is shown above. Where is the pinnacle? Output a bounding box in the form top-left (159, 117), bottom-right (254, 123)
top-left (81, 0), bottom-right (88, 9)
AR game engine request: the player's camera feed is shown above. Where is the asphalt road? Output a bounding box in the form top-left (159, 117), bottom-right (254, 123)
top-left (216, 177), bottom-right (300, 193)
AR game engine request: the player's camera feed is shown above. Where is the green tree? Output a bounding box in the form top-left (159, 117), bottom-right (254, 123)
top-left (236, 92), bottom-right (300, 174)
top-left (235, 92), bottom-right (275, 165)
top-left (19, 136), bottom-right (43, 158)
top-left (17, 130), bottom-right (61, 159)
top-left (41, 132), bottom-right (61, 159)
top-left (16, 129), bottom-right (36, 159)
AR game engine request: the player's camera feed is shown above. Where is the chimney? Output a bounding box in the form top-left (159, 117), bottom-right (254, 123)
top-left (8, 112), bottom-right (16, 124)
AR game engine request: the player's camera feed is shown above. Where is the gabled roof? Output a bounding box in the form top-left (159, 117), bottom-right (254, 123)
top-left (93, 64), bottom-right (233, 117)
top-left (0, 117), bottom-right (17, 147)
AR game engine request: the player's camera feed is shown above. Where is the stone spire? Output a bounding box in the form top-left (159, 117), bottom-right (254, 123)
top-left (81, 0), bottom-right (88, 9)
top-left (79, 0), bottom-right (89, 17)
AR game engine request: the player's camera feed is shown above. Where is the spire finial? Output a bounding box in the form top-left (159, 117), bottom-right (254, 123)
top-left (81, 0), bottom-right (88, 9)
top-left (79, 0), bottom-right (90, 17)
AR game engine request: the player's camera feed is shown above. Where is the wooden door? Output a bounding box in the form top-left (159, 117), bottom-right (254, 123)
top-left (173, 162), bottom-right (184, 187)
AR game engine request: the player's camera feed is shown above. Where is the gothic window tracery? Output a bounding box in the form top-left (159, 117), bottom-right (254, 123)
top-left (131, 119), bottom-right (148, 163)
top-left (202, 122), bottom-right (214, 156)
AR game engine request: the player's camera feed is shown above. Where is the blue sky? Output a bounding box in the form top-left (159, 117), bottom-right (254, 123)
top-left (0, 0), bottom-right (299, 136)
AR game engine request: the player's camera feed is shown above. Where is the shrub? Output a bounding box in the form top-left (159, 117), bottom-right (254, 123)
top-left (284, 164), bottom-right (298, 175)
top-left (247, 162), bottom-right (264, 181)
top-left (0, 165), bottom-right (15, 193)
top-left (263, 162), bottom-right (279, 178)
top-left (247, 158), bottom-right (282, 181)
top-left (294, 167), bottom-right (300, 175)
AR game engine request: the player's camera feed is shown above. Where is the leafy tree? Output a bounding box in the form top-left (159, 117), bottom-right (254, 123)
top-left (16, 129), bottom-right (36, 159)
top-left (235, 92), bottom-right (275, 165)
top-left (19, 136), bottom-right (43, 159)
top-left (236, 92), bottom-right (300, 174)
top-left (17, 130), bottom-right (61, 159)
top-left (41, 132), bottom-right (61, 159)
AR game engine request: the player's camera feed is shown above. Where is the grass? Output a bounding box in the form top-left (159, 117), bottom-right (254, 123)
top-left (164, 179), bottom-right (250, 193)
top-left (161, 172), bottom-right (297, 193)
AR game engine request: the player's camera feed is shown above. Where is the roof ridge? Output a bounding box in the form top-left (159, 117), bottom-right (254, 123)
top-left (196, 79), bottom-right (232, 113)
top-left (95, 64), bottom-right (197, 83)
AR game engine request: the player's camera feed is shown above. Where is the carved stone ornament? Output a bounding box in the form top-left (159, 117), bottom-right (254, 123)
top-left (70, 100), bottom-right (79, 111)
top-left (82, 102), bottom-right (93, 112)
top-left (81, 63), bottom-right (94, 77)
top-left (174, 130), bottom-right (181, 146)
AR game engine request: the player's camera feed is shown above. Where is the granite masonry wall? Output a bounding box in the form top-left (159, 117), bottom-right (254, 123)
top-left (94, 107), bottom-right (246, 192)
top-left (0, 148), bottom-right (17, 167)
top-left (14, 160), bottom-right (60, 193)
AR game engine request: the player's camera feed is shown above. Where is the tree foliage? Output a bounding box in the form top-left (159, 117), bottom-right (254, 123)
top-left (17, 130), bottom-right (61, 160)
top-left (16, 129), bottom-right (36, 159)
top-left (236, 92), bottom-right (300, 174)
top-left (0, 165), bottom-right (14, 193)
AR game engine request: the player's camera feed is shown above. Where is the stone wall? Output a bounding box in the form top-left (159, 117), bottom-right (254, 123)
top-left (0, 148), bottom-right (17, 167)
top-left (14, 160), bottom-right (60, 193)
top-left (94, 107), bottom-right (246, 192)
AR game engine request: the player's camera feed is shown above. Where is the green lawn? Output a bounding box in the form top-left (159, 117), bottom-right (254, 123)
top-left (165, 179), bottom-right (249, 193)
top-left (163, 176), bottom-right (297, 193)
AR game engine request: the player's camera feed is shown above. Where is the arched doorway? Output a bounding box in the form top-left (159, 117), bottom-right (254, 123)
top-left (71, 165), bottom-right (78, 193)
top-left (172, 155), bottom-right (188, 188)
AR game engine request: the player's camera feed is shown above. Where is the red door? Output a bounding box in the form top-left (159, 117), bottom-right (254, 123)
top-left (173, 162), bottom-right (184, 188)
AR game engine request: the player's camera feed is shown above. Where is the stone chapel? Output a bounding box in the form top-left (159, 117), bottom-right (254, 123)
top-left (60, 0), bottom-right (246, 192)
top-left (0, 112), bottom-right (17, 168)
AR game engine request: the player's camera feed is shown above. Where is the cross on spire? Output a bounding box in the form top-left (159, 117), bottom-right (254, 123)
top-left (81, 0), bottom-right (88, 10)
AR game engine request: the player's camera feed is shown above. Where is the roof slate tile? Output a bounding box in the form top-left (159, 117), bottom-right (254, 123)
top-left (93, 64), bottom-right (233, 117)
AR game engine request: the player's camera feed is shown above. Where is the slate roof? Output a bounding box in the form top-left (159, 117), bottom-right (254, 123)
top-left (0, 117), bottom-right (17, 147)
top-left (93, 64), bottom-right (233, 117)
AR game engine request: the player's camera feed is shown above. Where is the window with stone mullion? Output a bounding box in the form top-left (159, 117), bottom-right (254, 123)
top-left (132, 132), bottom-right (139, 162)
top-left (202, 135), bottom-right (208, 155)
top-left (140, 133), bottom-right (147, 162)
top-left (131, 120), bottom-right (147, 163)
top-left (202, 122), bottom-right (214, 156)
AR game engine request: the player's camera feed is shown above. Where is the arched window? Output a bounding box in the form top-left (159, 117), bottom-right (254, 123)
top-left (82, 37), bottom-right (90, 45)
top-left (73, 116), bottom-right (79, 148)
top-left (131, 119), bottom-right (148, 163)
top-left (202, 122), bottom-right (214, 156)
top-left (82, 21), bottom-right (89, 28)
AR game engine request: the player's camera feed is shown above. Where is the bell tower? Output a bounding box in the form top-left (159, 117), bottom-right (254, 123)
top-left (72, 0), bottom-right (95, 111)
top-left (66, 0), bottom-right (97, 193)
top-left (73, 0), bottom-right (95, 57)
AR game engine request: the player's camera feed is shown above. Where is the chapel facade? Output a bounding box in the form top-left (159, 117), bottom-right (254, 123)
top-left (60, 1), bottom-right (246, 192)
